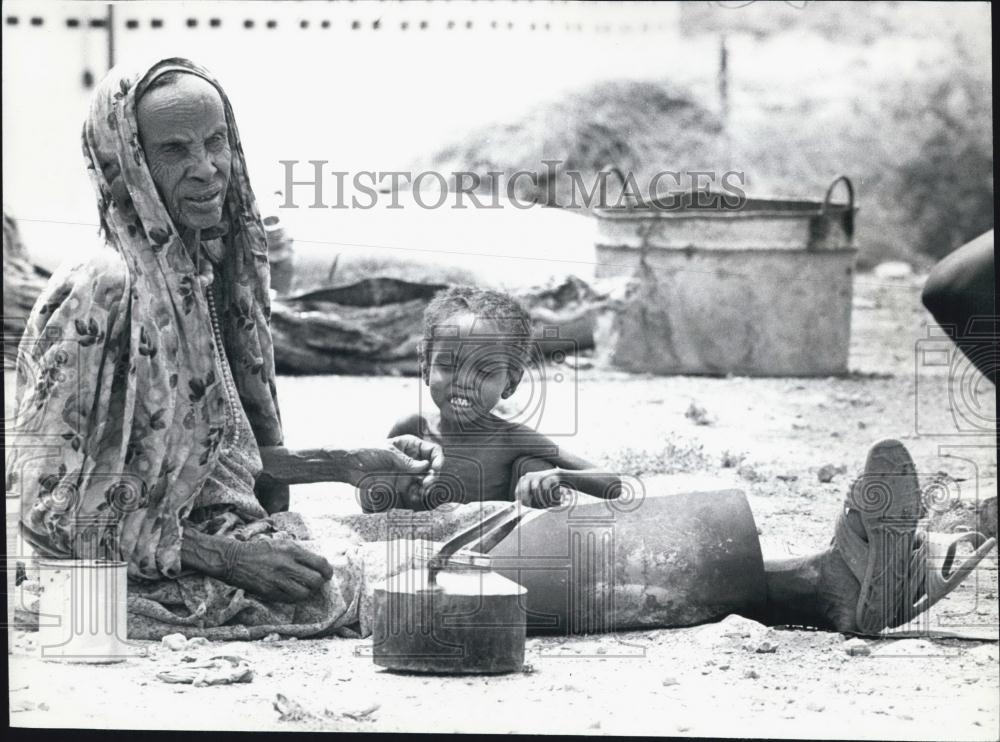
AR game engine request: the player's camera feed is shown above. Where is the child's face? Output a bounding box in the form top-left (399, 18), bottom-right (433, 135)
top-left (425, 312), bottom-right (522, 422)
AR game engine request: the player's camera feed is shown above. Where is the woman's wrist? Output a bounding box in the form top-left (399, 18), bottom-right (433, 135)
top-left (180, 527), bottom-right (231, 579)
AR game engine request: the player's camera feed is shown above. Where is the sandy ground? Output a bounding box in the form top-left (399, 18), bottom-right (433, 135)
top-left (7, 272), bottom-right (999, 737)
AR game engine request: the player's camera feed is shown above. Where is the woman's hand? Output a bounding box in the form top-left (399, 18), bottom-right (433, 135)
top-left (181, 528), bottom-right (333, 603)
top-left (225, 538), bottom-right (335, 603)
top-left (354, 435), bottom-right (445, 512)
top-left (514, 468), bottom-right (565, 509)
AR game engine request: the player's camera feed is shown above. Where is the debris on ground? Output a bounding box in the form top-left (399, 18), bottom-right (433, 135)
top-left (161, 634), bottom-right (188, 651)
top-left (340, 703), bottom-right (381, 721)
top-left (738, 463), bottom-right (766, 483)
top-left (753, 638), bottom-right (780, 654)
top-left (160, 634), bottom-right (210, 652)
top-left (156, 655), bottom-right (254, 687)
top-left (262, 633), bottom-right (282, 643)
top-left (720, 450), bottom-right (744, 469)
top-left (662, 676), bottom-right (680, 686)
top-left (275, 693), bottom-right (317, 722)
top-left (685, 402), bottom-right (714, 426)
top-left (843, 637), bottom-right (871, 657)
top-left (695, 614), bottom-right (770, 648)
top-left (817, 464), bottom-right (847, 483)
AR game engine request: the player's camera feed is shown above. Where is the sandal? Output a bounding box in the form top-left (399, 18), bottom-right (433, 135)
top-left (833, 439), bottom-right (924, 635)
top-left (898, 530), bottom-right (998, 625)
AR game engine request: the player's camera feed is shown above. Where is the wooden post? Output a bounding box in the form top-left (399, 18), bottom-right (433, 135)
top-left (719, 34), bottom-right (730, 165)
top-left (106, 3), bottom-right (115, 71)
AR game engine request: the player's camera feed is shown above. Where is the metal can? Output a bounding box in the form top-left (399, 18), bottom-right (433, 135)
top-left (37, 558), bottom-right (134, 663)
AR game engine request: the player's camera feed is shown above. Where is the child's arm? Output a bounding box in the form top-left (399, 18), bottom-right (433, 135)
top-left (509, 433), bottom-right (623, 507)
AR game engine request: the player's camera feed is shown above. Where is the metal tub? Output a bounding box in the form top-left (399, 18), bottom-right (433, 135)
top-left (594, 176), bottom-right (857, 376)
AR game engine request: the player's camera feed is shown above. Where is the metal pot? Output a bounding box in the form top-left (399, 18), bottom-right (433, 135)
top-left (372, 507), bottom-right (530, 674)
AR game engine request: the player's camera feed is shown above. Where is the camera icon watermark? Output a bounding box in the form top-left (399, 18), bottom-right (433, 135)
top-left (914, 317), bottom-right (998, 437)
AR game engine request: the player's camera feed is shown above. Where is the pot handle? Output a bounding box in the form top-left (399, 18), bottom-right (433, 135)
top-left (821, 175), bottom-right (855, 241)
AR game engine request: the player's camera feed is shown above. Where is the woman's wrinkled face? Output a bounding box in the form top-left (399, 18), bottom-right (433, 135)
top-left (137, 74), bottom-right (231, 232)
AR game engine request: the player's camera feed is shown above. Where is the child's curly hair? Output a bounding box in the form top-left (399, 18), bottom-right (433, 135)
top-left (421, 286), bottom-right (533, 380)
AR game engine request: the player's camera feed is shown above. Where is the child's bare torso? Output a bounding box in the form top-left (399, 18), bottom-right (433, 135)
top-left (391, 412), bottom-right (560, 505)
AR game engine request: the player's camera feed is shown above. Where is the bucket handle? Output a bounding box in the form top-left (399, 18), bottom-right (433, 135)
top-left (598, 165), bottom-right (638, 209)
top-left (820, 175), bottom-right (855, 241)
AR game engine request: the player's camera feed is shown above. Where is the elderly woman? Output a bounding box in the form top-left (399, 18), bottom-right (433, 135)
top-left (7, 58), bottom-right (991, 640)
top-left (8, 58), bottom-right (443, 636)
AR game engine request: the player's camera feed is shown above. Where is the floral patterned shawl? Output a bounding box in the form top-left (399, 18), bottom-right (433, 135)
top-left (8, 58), bottom-right (284, 580)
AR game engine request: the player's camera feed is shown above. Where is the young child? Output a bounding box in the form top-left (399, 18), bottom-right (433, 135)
top-left (387, 286), bottom-right (621, 509)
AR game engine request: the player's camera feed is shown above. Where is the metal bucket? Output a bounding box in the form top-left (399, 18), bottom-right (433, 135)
top-left (594, 175), bottom-right (857, 376)
top-left (37, 559), bottom-right (133, 663)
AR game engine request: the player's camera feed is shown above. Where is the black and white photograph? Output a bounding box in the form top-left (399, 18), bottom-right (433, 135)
top-left (3, 0), bottom-right (996, 737)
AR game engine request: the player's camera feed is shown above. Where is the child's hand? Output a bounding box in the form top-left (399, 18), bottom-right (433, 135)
top-left (514, 469), bottom-right (564, 509)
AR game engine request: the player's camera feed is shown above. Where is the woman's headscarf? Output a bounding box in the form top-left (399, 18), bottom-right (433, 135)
top-left (8, 58), bottom-right (283, 580)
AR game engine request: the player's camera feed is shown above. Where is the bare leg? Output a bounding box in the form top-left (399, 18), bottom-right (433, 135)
top-left (761, 543), bottom-right (861, 632)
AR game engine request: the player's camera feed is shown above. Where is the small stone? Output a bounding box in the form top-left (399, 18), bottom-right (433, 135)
top-left (718, 663), bottom-right (730, 670)
top-left (754, 639), bottom-right (779, 654)
top-left (521, 663), bottom-right (537, 674)
top-left (161, 633), bottom-right (188, 651)
top-left (662, 676), bottom-right (680, 687)
top-left (807, 702), bottom-right (824, 712)
top-left (262, 633), bottom-right (281, 643)
top-left (186, 637), bottom-right (209, 649)
top-left (38, 702), bottom-right (49, 711)
top-left (738, 464), bottom-right (765, 483)
top-left (843, 638), bottom-right (871, 657)
top-left (685, 402), bottom-right (714, 426)
top-left (817, 464), bottom-right (846, 483)
top-left (776, 472), bottom-right (798, 482)
top-left (588, 721), bottom-right (601, 730)
top-left (743, 669), bottom-right (759, 679)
